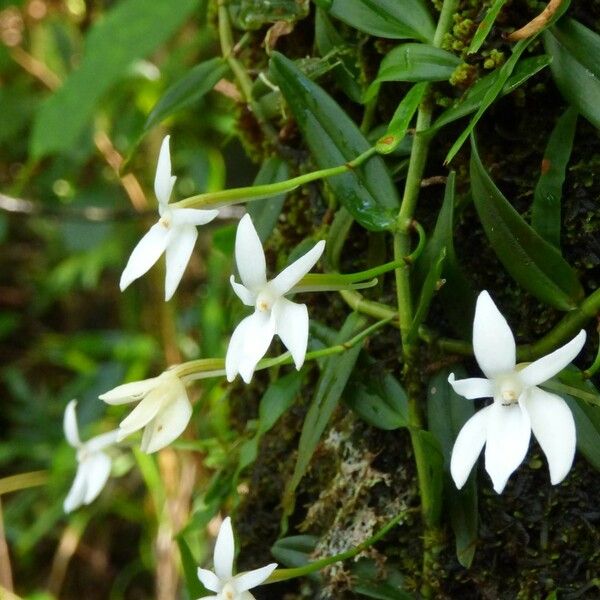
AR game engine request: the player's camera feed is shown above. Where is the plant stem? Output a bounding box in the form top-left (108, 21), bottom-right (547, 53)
top-left (390, 0), bottom-right (459, 595)
top-left (174, 147), bottom-right (377, 209)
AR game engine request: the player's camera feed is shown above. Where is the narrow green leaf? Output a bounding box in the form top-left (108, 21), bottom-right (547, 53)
top-left (407, 248), bottom-right (446, 343)
top-left (247, 157), bottom-right (290, 242)
top-left (427, 367), bottom-right (478, 568)
top-left (370, 44), bottom-right (460, 91)
top-left (234, 371), bottom-right (303, 483)
top-left (351, 559), bottom-right (414, 599)
top-left (345, 364), bottom-right (409, 430)
top-left (470, 136), bottom-right (584, 310)
top-left (281, 313), bottom-right (365, 531)
top-left (376, 83), bottom-right (427, 154)
top-left (271, 52), bottom-right (399, 231)
top-left (445, 38), bottom-right (533, 163)
top-left (532, 107), bottom-right (578, 249)
top-left (315, 9), bottom-right (363, 103)
top-left (318, 0), bottom-right (435, 42)
top-left (31, 0), bottom-right (198, 158)
top-left (414, 172), bottom-right (475, 338)
top-left (468, 0), bottom-right (508, 54)
top-left (544, 18), bottom-right (600, 129)
top-left (271, 535), bottom-right (318, 568)
top-left (144, 58), bottom-right (230, 132)
top-left (412, 429), bottom-right (444, 527)
top-left (430, 55), bottom-right (551, 132)
top-left (176, 536), bottom-right (207, 598)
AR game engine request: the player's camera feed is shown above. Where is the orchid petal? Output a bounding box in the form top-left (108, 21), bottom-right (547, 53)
top-left (519, 330), bottom-right (587, 387)
top-left (195, 596), bottom-right (219, 600)
top-left (63, 463), bottom-right (88, 513)
top-left (214, 517), bottom-right (235, 581)
top-left (230, 276), bottom-right (256, 306)
top-left (484, 401), bottom-right (531, 493)
top-left (450, 405), bottom-right (490, 489)
top-left (235, 214), bottom-right (267, 292)
top-left (85, 429), bottom-right (121, 453)
top-left (82, 452), bottom-right (112, 505)
top-left (225, 311), bottom-right (275, 383)
top-left (448, 374), bottom-right (494, 400)
top-left (120, 223), bottom-right (169, 291)
top-left (172, 208), bottom-right (219, 227)
top-left (273, 298), bottom-right (308, 370)
top-left (523, 388), bottom-right (576, 485)
top-left (472, 291), bottom-right (516, 378)
top-left (234, 563), bottom-right (278, 592)
top-left (196, 568), bottom-right (220, 593)
top-left (269, 240), bottom-right (325, 297)
top-left (164, 225), bottom-right (198, 301)
top-left (154, 135), bottom-right (176, 206)
top-left (118, 390), bottom-right (164, 435)
top-left (64, 400), bottom-right (81, 448)
top-left (140, 393), bottom-right (192, 454)
top-left (99, 376), bottom-right (160, 405)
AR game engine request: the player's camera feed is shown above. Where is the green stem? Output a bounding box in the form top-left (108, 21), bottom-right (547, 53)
top-left (173, 148), bottom-right (377, 209)
top-left (266, 509), bottom-right (415, 583)
top-left (390, 0), bottom-right (459, 595)
top-left (175, 316), bottom-right (393, 382)
top-left (0, 470), bottom-right (48, 495)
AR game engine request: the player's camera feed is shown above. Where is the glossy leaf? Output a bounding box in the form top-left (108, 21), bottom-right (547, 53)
top-left (315, 9), bottom-right (363, 103)
top-left (369, 44), bottom-right (460, 94)
top-left (544, 18), bottom-right (600, 129)
top-left (271, 535), bottom-right (318, 568)
top-left (247, 157), bottom-right (290, 242)
top-left (281, 313), bottom-right (365, 531)
top-left (376, 83), bottom-right (427, 154)
top-left (430, 55), bottom-right (551, 132)
top-left (468, 0), bottom-right (508, 54)
top-left (177, 536), bottom-right (207, 598)
top-left (144, 57), bottom-right (230, 132)
top-left (532, 107), bottom-right (578, 249)
top-left (345, 364), bottom-right (409, 430)
top-left (427, 367), bottom-right (478, 568)
top-left (271, 52), bottom-right (399, 231)
top-left (315, 0), bottom-right (435, 43)
top-left (470, 136), bottom-right (584, 310)
top-left (31, 0), bottom-right (198, 158)
top-left (412, 429), bottom-right (444, 527)
top-left (414, 172), bottom-right (475, 337)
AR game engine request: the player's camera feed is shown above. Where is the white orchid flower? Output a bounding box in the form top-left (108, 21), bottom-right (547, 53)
top-left (197, 517), bottom-right (277, 600)
top-left (449, 290), bottom-right (586, 494)
top-left (99, 371), bottom-right (192, 454)
top-left (119, 135), bottom-right (219, 301)
top-left (63, 400), bottom-right (120, 513)
top-left (226, 214), bottom-right (325, 383)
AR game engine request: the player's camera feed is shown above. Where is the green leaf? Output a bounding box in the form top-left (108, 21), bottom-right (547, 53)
top-left (144, 57), bottom-right (229, 132)
top-left (544, 18), bottom-right (600, 129)
top-left (317, 0), bottom-right (435, 42)
top-left (176, 536), bottom-right (207, 598)
top-left (247, 157), bottom-right (290, 242)
top-left (445, 38), bottom-right (533, 164)
top-left (407, 247), bottom-right (446, 343)
top-left (369, 44), bottom-right (460, 93)
top-left (271, 535), bottom-right (318, 568)
top-left (414, 172), bottom-right (475, 338)
top-left (351, 558), bottom-right (414, 599)
top-left (427, 367), bottom-right (478, 568)
top-left (412, 429), bottom-right (444, 527)
top-left (315, 9), bottom-right (363, 103)
top-left (234, 371), bottom-right (303, 483)
top-left (467, 0), bottom-right (508, 54)
top-left (281, 313), bottom-right (366, 531)
top-left (376, 83), bottom-right (427, 154)
top-left (345, 365), bottom-right (409, 430)
top-left (430, 55), bottom-right (551, 132)
top-left (271, 52), bottom-right (399, 231)
top-left (531, 107), bottom-right (578, 249)
top-left (470, 136), bottom-right (584, 310)
top-left (31, 0), bottom-right (198, 158)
